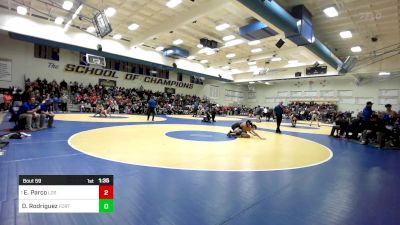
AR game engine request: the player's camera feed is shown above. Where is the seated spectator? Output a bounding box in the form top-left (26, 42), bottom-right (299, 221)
top-left (18, 97), bottom-right (40, 131)
top-left (38, 101), bottom-right (55, 129)
top-left (346, 115), bottom-right (363, 139)
top-left (79, 101), bottom-right (85, 112)
top-left (377, 104), bottom-right (399, 148)
top-left (360, 114), bottom-right (384, 145)
top-left (53, 94), bottom-right (59, 112)
top-left (330, 114), bottom-right (349, 137)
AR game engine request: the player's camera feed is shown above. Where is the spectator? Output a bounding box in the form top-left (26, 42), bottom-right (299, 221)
top-left (18, 97), bottom-right (40, 131)
top-left (330, 114), bottom-right (348, 137)
top-left (4, 91), bottom-right (12, 111)
top-left (360, 114), bottom-right (384, 145)
top-left (60, 93), bottom-right (68, 112)
top-left (362, 101), bottom-right (373, 122)
top-left (53, 94), bottom-right (59, 112)
top-left (38, 101), bottom-right (55, 129)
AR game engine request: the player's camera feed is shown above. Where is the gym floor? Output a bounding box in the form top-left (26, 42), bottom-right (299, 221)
top-left (1, 113), bottom-right (399, 225)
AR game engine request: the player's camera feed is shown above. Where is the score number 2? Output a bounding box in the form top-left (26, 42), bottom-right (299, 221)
top-left (99, 185), bottom-right (114, 199)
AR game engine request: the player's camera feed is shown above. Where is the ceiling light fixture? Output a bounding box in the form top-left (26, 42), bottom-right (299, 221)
top-left (216, 23), bottom-right (230, 31)
top-left (198, 47), bottom-right (213, 54)
top-left (379, 72), bottom-right (390, 76)
top-left (351, 46), bottom-right (362, 52)
top-left (113, 34), bottom-right (122, 40)
top-left (105, 7), bottom-right (116, 17)
top-left (288, 60), bottom-right (298, 64)
top-left (224, 39), bottom-right (244, 47)
top-left (16, 6), bottom-right (27, 15)
top-left (248, 40), bottom-right (261, 46)
top-left (271, 57), bottom-right (282, 62)
top-left (54, 17), bottom-right (64, 25)
top-left (166, 0), bottom-right (182, 8)
top-left (248, 61), bottom-right (256, 65)
top-left (62, 1), bottom-right (73, 11)
top-left (226, 53), bottom-right (236, 58)
top-left (323, 6), bottom-right (338, 17)
top-left (340, 31), bottom-right (352, 39)
top-left (173, 39), bottom-right (183, 45)
top-left (223, 35), bottom-right (235, 41)
top-left (187, 56), bottom-right (195, 60)
top-left (249, 66), bottom-right (258, 70)
top-left (87, 26), bottom-right (96, 33)
top-left (128, 23), bottom-right (139, 31)
top-left (155, 46), bottom-right (165, 51)
top-left (251, 48), bottom-right (262, 53)
top-left (206, 50), bottom-right (216, 55)
top-left (200, 59), bottom-right (208, 64)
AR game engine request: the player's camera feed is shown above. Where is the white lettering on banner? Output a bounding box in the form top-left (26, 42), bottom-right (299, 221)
top-left (63, 64), bottom-right (194, 89)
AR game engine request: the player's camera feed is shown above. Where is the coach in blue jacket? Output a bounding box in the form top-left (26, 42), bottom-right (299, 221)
top-left (362, 101), bottom-right (374, 122)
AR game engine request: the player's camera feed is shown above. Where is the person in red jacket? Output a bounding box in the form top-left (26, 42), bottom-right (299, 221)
top-left (3, 91), bottom-right (12, 111)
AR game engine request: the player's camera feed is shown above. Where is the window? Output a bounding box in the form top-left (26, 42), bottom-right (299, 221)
top-left (75, 53), bottom-right (174, 79)
top-left (165, 70), bottom-right (169, 79)
top-left (210, 85), bottom-right (219, 99)
top-left (79, 52), bottom-right (87, 65)
top-left (157, 70), bottom-right (169, 79)
top-left (177, 72), bottom-right (183, 82)
top-left (131, 64), bottom-right (137, 73)
top-left (190, 75), bottom-right (203, 85)
top-left (145, 67), bottom-right (151, 76)
top-left (138, 65), bottom-right (144, 74)
top-left (34, 44), bottom-right (59, 61)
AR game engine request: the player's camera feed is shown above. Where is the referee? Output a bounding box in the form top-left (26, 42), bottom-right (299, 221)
top-left (147, 96), bottom-right (157, 121)
top-left (274, 101), bottom-right (284, 133)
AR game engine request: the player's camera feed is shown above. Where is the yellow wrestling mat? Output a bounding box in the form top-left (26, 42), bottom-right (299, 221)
top-left (55, 113), bottom-right (166, 123)
top-left (254, 122), bottom-right (331, 135)
top-left (167, 114), bottom-right (241, 121)
top-left (68, 124), bottom-right (332, 171)
top-left (232, 116), bottom-right (333, 127)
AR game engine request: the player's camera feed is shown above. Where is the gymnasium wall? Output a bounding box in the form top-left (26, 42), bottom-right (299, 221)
top-left (249, 75), bottom-right (400, 112)
top-left (0, 33), bottom-right (243, 106)
top-left (0, 9), bottom-right (232, 80)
